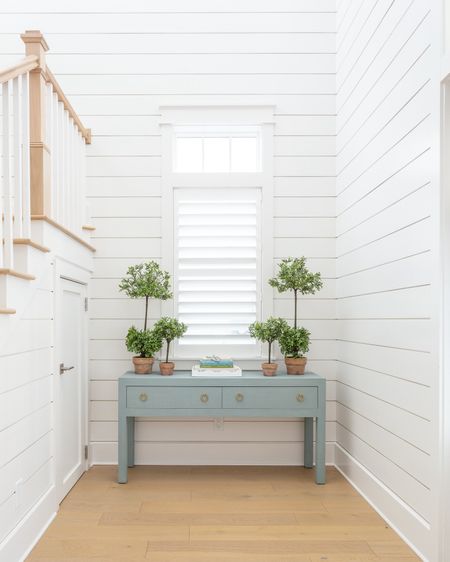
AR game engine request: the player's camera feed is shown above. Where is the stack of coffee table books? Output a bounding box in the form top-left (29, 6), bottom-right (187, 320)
top-left (192, 356), bottom-right (242, 376)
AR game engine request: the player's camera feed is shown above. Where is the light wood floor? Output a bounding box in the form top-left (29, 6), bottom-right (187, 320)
top-left (27, 466), bottom-right (420, 562)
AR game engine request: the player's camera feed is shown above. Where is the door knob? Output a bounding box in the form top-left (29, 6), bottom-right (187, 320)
top-left (59, 363), bottom-right (74, 375)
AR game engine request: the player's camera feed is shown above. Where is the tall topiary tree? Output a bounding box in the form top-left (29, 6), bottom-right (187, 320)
top-left (269, 257), bottom-right (323, 329)
top-left (119, 261), bottom-right (172, 330)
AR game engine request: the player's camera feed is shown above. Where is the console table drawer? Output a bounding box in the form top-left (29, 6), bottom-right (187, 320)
top-left (127, 387), bottom-right (221, 409)
top-left (222, 386), bottom-right (318, 409)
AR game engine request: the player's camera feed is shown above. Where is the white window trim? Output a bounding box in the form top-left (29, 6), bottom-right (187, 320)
top-left (160, 105), bottom-right (275, 369)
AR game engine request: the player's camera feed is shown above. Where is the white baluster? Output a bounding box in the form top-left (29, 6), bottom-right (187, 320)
top-left (21, 72), bottom-right (31, 240)
top-left (13, 76), bottom-right (23, 239)
top-left (45, 82), bottom-right (53, 217)
top-left (2, 81), bottom-right (14, 269)
top-left (52, 92), bottom-right (59, 224)
top-left (58, 101), bottom-right (64, 225)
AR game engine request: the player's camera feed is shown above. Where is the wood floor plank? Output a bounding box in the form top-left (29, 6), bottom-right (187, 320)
top-left (26, 466), bottom-right (420, 562)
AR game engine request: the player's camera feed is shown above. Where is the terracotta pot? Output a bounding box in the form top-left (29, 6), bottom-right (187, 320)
top-left (261, 362), bottom-right (278, 376)
top-left (160, 361), bottom-right (175, 376)
top-left (285, 356), bottom-right (307, 375)
top-left (132, 356), bottom-right (154, 374)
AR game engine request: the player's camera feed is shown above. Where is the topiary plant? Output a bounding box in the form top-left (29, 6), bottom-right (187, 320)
top-left (248, 317), bottom-right (288, 364)
top-left (119, 261), bottom-right (172, 330)
top-left (153, 317), bottom-right (187, 364)
top-left (269, 257), bottom-right (322, 329)
top-left (125, 326), bottom-right (162, 358)
top-left (279, 325), bottom-right (311, 359)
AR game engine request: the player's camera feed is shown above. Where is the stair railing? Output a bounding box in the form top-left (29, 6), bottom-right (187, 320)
top-left (0, 30), bottom-right (91, 271)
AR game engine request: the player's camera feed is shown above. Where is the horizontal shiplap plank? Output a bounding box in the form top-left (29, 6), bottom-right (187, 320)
top-left (337, 149), bottom-right (430, 233)
top-left (337, 285), bottom-right (431, 319)
top-left (336, 252), bottom-right (432, 302)
top-left (18, 53), bottom-right (336, 75)
top-left (274, 197), bottom-right (335, 217)
top-left (87, 155), bottom-right (161, 176)
top-left (52, 74), bottom-right (336, 95)
top-left (336, 424), bottom-right (431, 522)
top-left (337, 218), bottom-right (431, 278)
top-left (336, 383), bottom-right (431, 454)
top-left (337, 184), bottom-right (431, 257)
top-left (274, 177), bottom-right (336, 197)
top-left (337, 339), bottom-right (431, 388)
top-left (275, 156), bottom-right (335, 176)
top-left (337, 318), bottom-right (432, 357)
top-left (337, 2), bottom-right (430, 118)
top-left (0, 13), bottom-right (336, 34)
top-left (336, 403), bottom-right (430, 486)
top-left (89, 419), bottom-right (337, 443)
top-left (87, 176), bottom-right (161, 197)
top-left (336, 362), bottom-right (431, 420)
top-left (75, 94), bottom-right (336, 116)
top-left (89, 318), bottom-right (338, 342)
top-left (88, 338), bottom-right (337, 362)
top-left (0, 0), bottom-right (336, 13)
top-left (89, 196), bottom-right (161, 217)
top-left (93, 238), bottom-right (160, 258)
top-left (274, 217), bottom-right (335, 237)
top-left (91, 440), bottom-right (337, 465)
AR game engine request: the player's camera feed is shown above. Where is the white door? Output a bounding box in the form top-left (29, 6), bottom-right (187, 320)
top-left (56, 277), bottom-right (87, 502)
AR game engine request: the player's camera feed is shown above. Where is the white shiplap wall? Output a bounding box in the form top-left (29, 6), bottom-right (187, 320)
top-left (335, 0), bottom-right (434, 559)
top-left (0, 1), bottom-right (337, 467)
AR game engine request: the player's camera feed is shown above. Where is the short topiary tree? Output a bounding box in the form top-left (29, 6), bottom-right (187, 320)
top-left (248, 317), bottom-right (288, 364)
top-left (269, 257), bottom-right (322, 329)
top-left (119, 261), bottom-right (172, 330)
top-left (153, 317), bottom-right (187, 364)
top-left (125, 326), bottom-right (162, 358)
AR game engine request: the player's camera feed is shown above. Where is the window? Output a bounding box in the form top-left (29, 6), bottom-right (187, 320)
top-left (160, 106), bottom-right (274, 363)
top-left (174, 188), bottom-right (261, 358)
top-left (174, 126), bottom-right (261, 173)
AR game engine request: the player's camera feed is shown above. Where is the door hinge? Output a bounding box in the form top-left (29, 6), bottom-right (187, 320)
top-left (84, 445), bottom-right (88, 460)
top-left (84, 297), bottom-right (88, 312)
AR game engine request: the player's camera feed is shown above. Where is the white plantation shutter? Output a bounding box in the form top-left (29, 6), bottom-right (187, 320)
top-left (174, 188), bottom-right (262, 358)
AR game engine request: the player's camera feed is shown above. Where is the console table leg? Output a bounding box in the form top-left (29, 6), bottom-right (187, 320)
top-left (127, 416), bottom-right (135, 467)
top-left (118, 414), bottom-right (128, 484)
top-left (315, 414), bottom-right (326, 484)
top-left (304, 417), bottom-right (314, 468)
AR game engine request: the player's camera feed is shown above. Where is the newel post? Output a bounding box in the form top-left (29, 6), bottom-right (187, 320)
top-left (21, 30), bottom-right (51, 216)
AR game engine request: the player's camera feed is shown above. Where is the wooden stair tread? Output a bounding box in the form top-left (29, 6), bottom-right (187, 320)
top-left (14, 238), bottom-right (50, 253)
top-left (0, 308), bottom-right (16, 314)
top-left (0, 268), bottom-right (36, 280)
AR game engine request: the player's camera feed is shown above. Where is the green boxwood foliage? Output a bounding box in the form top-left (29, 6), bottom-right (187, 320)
top-left (248, 317), bottom-right (288, 364)
top-left (279, 326), bottom-right (311, 358)
top-left (125, 326), bottom-right (162, 358)
top-left (269, 257), bottom-right (322, 329)
top-left (153, 317), bottom-right (187, 364)
top-left (119, 261), bottom-right (172, 330)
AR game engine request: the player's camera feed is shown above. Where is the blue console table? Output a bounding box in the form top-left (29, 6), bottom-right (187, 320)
top-left (118, 370), bottom-right (326, 484)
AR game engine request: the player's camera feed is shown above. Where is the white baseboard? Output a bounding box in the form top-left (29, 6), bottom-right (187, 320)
top-left (0, 485), bottom-right (57, 562)
top-left (334, 443), bottom-right (430, 561)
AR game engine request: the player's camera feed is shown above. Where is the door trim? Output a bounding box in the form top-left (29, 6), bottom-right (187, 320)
top-left (53, 258), bottom-right (89, 503)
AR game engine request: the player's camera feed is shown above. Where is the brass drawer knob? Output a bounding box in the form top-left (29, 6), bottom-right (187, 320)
top-left (139, 393), bottom-right (148, 402)
top-left (297, 393), bottom-right (305, 402)
top-left (200, 393), bottom-right (209, 403)
top-left (235, 393), bottom-right (244, 402)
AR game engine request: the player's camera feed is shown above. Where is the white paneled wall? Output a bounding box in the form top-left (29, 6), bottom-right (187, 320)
top-left (0, 1), bottom-right (337, 466)
top-left (335, 0), bottom-right (434, 559)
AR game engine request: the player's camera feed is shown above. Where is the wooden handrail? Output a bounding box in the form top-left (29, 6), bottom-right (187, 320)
top-left (0, 55), bottom-right (38, 84)
top-left (45, 68), bottom-right (91, 144)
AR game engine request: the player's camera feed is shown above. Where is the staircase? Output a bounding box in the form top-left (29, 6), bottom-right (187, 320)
top-left (0, 30), bottom-right (93, 315)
